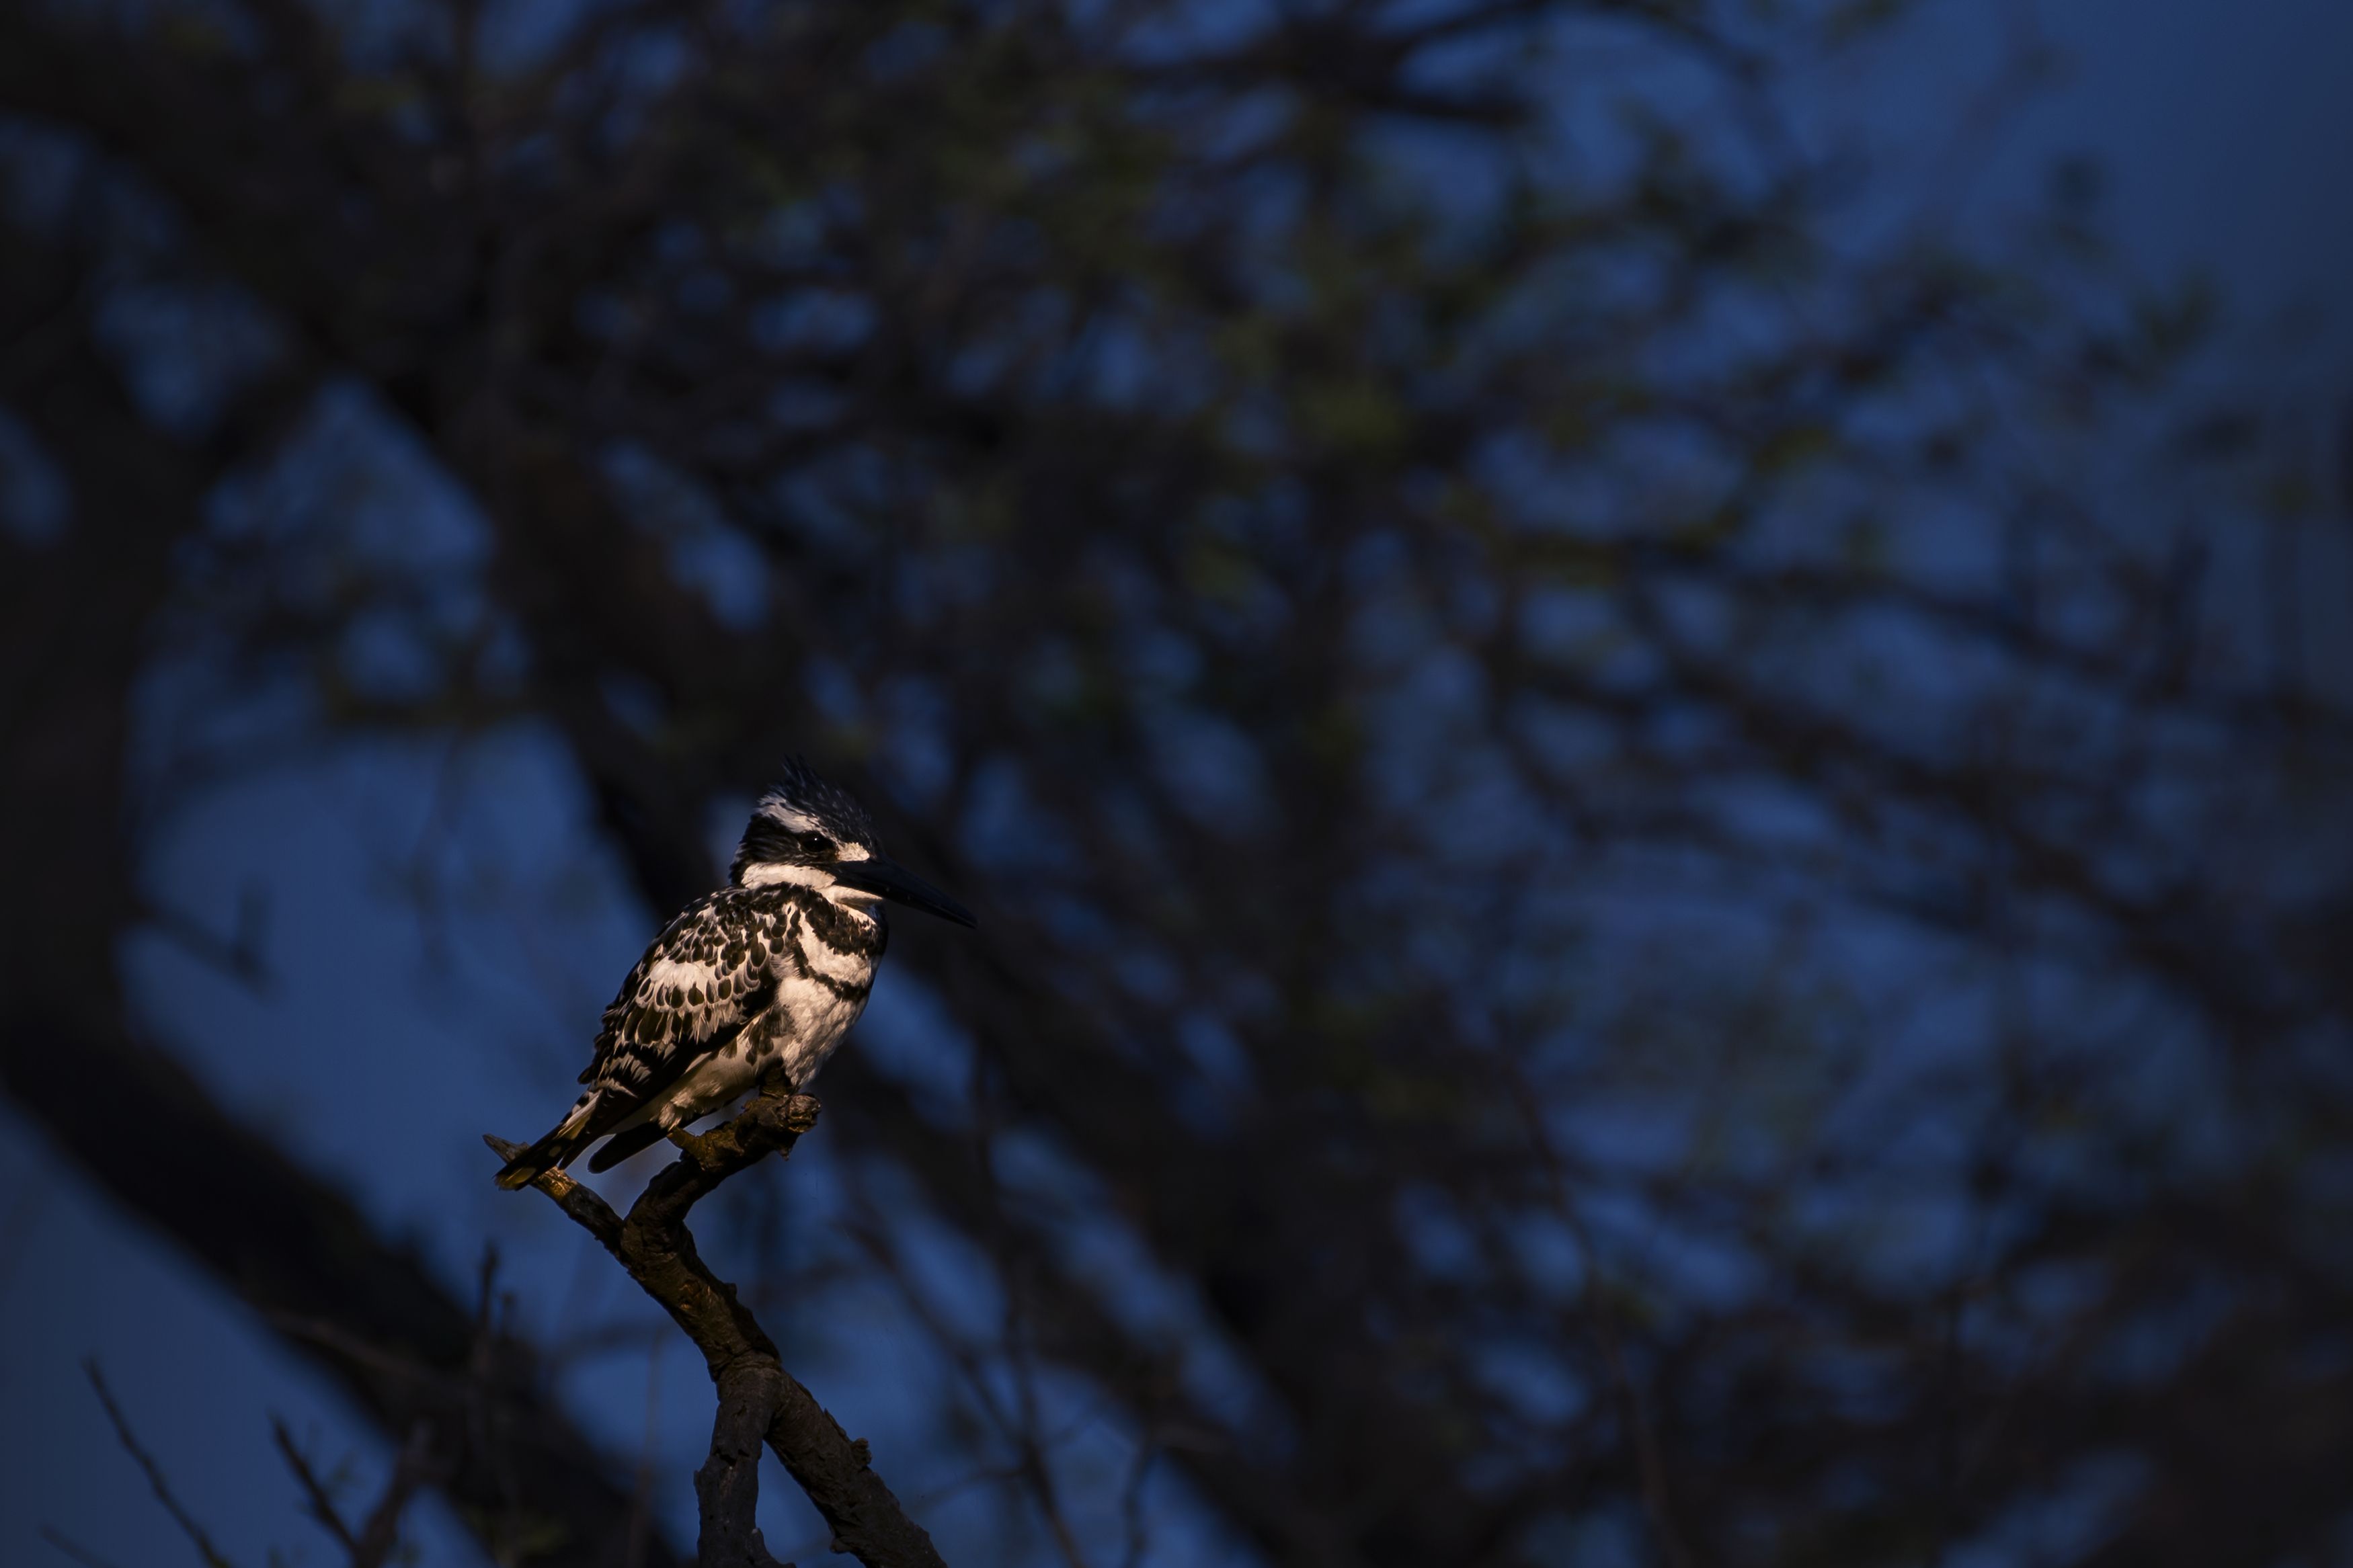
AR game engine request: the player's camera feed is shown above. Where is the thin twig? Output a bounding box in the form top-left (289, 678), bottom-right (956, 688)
top-left (272, 1412), bottom-right (438, 1568)
top-left (83, 1361), bottom-right (239, 1568)
top-left (39, 1524), bottom-right (129, 1568)
top-left (348, 1420), bottom-right (438, 1568)
top-left (271, 1419), bottom-right (360, 1555)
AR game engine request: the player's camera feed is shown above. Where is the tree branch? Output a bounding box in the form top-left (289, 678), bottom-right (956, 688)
top-left (487, 1081), bottom-right (948, 1568)
top-left (0, 217), bottom-right (672, 1568)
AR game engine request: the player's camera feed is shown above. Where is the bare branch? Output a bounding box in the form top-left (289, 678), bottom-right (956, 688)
top-left (487, 1081), bottom-right (949, 1568)
top-left (83, 1361), bottom-right (239, 1568)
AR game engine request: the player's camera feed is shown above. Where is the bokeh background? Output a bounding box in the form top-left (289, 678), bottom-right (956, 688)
top-left (3, 1), bottom-right (2350, 1565)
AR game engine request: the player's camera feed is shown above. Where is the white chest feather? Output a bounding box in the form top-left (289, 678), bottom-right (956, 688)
top-left (655, 946), bottom-right (874, 1124)
top-left (773, 966), bottom-right (873, 1081)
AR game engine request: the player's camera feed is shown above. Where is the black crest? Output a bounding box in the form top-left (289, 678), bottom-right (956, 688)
top-left (729, 757), bottom-right (876, 882)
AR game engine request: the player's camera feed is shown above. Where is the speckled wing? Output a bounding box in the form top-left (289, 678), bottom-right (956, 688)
top-left (494, 889), bottom-right (790, 1187)
top-left (577, 889), bottom-right (788, 1118)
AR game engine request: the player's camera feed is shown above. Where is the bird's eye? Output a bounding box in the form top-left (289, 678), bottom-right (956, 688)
top-left (799, 832), bottom-right (830, 855)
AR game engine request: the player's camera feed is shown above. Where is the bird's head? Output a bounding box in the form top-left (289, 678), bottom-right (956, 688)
top-left (729, 757), bottom-right (977, 927)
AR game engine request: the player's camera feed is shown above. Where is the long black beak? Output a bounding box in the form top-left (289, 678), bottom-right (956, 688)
top-left (830, 855), bottom-right (978, 928)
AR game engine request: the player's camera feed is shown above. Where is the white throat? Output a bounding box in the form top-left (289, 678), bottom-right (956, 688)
top-left (826, 884), bottom-right (884, 916)
top-left (737, 860), bottom-right (883, 921)
top-left (740, 862), bottom-right (831, 890)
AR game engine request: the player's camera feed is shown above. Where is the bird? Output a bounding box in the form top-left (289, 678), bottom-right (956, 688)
top-left (495, 758), bottom-right (975, 1188)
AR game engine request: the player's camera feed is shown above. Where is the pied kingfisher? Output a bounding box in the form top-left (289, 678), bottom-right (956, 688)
top-left (496, 759), bottom-right (975, 1188)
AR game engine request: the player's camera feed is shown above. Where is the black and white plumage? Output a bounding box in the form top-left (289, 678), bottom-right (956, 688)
top-left (495, 759), bottom-right (975, 1188)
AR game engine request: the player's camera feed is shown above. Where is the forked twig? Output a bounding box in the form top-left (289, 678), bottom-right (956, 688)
top-left (272, 1419), bottom-right (361, 1556)
top-left (272, 1415), bottom-right (439, 1568)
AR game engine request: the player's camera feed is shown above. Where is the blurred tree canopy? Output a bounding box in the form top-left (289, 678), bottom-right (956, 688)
top-left (2, 0), bottom-right (2349, 1564)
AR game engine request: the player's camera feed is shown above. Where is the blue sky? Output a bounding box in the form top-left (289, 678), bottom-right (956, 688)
top-left (4, 3), bottom-right (2349, 1565)
top-left (2028, 0), bottom-right (2353, 332)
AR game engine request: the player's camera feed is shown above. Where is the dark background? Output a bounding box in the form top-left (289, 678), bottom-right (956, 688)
top-left (3, 1), bottom-right (2350, 1565)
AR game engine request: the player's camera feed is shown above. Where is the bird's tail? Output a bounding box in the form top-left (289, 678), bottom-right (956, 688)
top-left (494, 1092), bottom-right (602, 1189)
top-left (493, 1130), bottom-right (575, 1189)
top-left (584, 1120), bottom-right (670, 1173)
